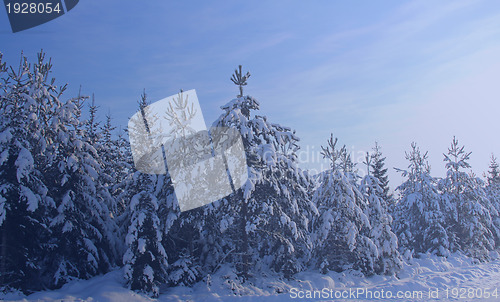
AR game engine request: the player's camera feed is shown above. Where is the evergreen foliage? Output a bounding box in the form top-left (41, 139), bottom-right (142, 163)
top-left (313, 136), bottom-right (401, 275)
top-left (360, 153), bottom-right (402, 274)
top-left (1, 54), bottom-right (499, 296)
top-left (370, 142), bottom-right (393, 207)
top-left (123, 172), bottom-right (167, 298)
top-left (0, 52), bottom-right (53, 292)
top-left (439, 137), bottom-right (496, 259)
top-left (197, 67), bottom-right (317, 279)
top-left (0, 52), bottom-right (118, 292)
top-left (393, 143), bottom-right (450, 257)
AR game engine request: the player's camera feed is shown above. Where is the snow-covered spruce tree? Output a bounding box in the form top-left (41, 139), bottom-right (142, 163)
top-left (1, 52), bottom-right (118, 291)
top-left (163, 207), bottom-right (202, 287)
top-left (371, 142), bottom-right (394, 209)
top-left (84, 97), bottom-right (123, 254)
top-left (84, 94), bottom-right (100, 146)
top-left (197, 66), bottom-right (317, 280)
top-left (97, 113), bottom-right (116, 203)
top-left (0, 53), bottom-right (55, 292)
top-left (486, 155), bottom-right (500, 186)
top-left (393, 143), bottom-right (450, 257)
top-left (120, 89), bottom-right (159, 217)
top-left (96, 110), bottom-right (137, 258)
top-left (485, 154), bottom-right (500, 247)
top-left (44, 90), bottom-right (119, 287)
top-left (123, 91), bottom-right (170, 297)
top-left (472, 175), bottom-right (500, 250)
top-left (312, 134), bottom-right (377, 275)
top-left (359, 153), bottom-right (401, 274)
top-left (84, 96), bottom-right (114, 213)
top-left (123, 172), bottom-right (167, 298)
top-left (112, 127), bottom-right (136, 246)
top-left (144, 90), bottom-right (199, 286)
top-left (439, 137), bottom-right (495, 259)
top-left (112, 127), bottom-right (135, 208)
top-left (162, 199), bottom-right (202, 287)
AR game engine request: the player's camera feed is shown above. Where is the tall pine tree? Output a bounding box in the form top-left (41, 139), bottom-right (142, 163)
top-left (359, 153), bottom-right (402, 274)
top-left (196, 66), bottom-right (317, 280)
top-left (0, 52), bottom-right (118, 291)
top-left (44, 91), bottom-right (117, 288)
top-left (123, 91), bottom-right (170, 297)
top-left (485, 154), bottom-right (500, 247)
top-left (312, 135), bottom-right (376, 275)
top-left (393, 143), bottom-right (450, 257)
top-left (123, 173), bottom-right (167, 298)
top-left (439, 137), bottom-right (495, 259)
top-left (370, 142), bottom-right (393, 208)
top-left (0, 52), bottom-right (54, 292)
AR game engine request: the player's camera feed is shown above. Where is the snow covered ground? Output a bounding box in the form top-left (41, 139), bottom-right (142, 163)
top-left (2, 252), bottom-right (500, 302)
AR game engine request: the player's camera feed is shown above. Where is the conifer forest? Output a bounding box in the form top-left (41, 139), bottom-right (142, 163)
top-left (1, 52), bottom-right (499, 299)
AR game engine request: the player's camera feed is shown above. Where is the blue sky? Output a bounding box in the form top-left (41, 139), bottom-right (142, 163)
top-left (2, 0), bottom-right (500, 188)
